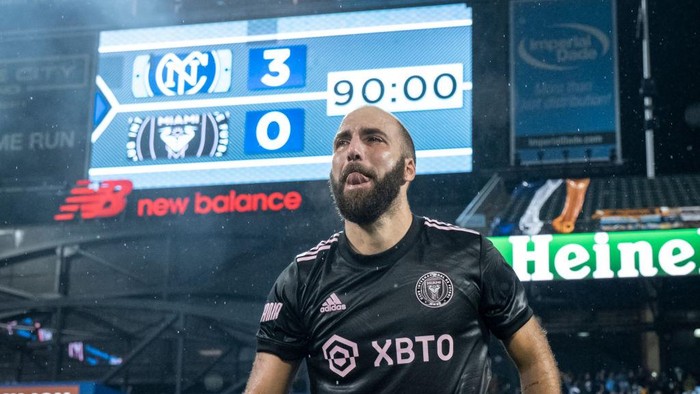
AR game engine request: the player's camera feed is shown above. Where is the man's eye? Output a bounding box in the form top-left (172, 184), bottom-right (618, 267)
top-left (334, 140), bottom-right (349, 148)
top-left (367, 136), bottom-right (383, 142)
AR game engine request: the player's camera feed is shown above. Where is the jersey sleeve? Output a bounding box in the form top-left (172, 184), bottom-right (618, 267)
top-left (478, 235), bottom-right (533, 340)
top-left (255, 261), bottom-right (309, 361)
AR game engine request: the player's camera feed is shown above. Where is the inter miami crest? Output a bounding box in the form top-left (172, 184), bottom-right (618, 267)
top-left (126, 112), bottom-right (229, 161)
top-left (415, 271), bottom-right (454, 308)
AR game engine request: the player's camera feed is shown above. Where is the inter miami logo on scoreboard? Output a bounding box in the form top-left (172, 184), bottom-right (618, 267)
top-left (131, 50), bottom-right (232, 97)
top-left (126, 112), bottom-right (229, 161)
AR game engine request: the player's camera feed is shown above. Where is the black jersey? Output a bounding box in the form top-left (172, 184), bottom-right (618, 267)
top-left (256, 216), bottom-right (533, 393)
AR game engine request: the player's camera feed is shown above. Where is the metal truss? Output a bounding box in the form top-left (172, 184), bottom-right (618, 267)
top-left (0, 222), bottom-right (265, 393)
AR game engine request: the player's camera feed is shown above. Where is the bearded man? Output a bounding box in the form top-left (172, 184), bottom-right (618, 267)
top-left (245, 106), bottom-right (560, 393)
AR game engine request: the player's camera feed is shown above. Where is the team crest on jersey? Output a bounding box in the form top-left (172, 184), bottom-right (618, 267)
top-left (415, 271), bottom-right (454, 308)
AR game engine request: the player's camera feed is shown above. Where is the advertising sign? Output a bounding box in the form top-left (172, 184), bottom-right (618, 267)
top-left (0, 34), bottom-right (94, 187)
top-left (510, 0), bottom-right (620, 165)
top-left (0, 382), bottom-right (119, 394)
top-left (0, 385), bottom-right (79, 394)
top-left (491, 228), bottom-right (700, 281)
top-left (51, 179), bottom-right (305, 223)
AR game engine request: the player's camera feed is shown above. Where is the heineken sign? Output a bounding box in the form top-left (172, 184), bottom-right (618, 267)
top-left (490, 228), bottom-right (700, 281)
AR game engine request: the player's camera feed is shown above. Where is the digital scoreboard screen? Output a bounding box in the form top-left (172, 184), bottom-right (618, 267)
top-left (89, 4), bottom-right (473, 190)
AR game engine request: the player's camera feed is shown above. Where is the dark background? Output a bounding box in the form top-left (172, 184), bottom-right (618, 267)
top-left (0, 1), bottom-right (698, 393)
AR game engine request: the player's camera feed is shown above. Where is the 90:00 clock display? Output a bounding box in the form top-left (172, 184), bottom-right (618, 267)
top-left (326, 63), bottom-right (465, 116)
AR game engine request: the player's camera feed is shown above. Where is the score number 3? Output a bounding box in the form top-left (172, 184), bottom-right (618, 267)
top-left (248, 45), bottom-right (307, 90)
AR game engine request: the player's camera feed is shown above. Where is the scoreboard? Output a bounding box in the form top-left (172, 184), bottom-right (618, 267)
top-left (89, 3), bottom-right (474, 190)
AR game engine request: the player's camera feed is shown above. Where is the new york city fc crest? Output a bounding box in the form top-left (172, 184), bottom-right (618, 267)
top-left (415, 272), bottom-right (454, 308)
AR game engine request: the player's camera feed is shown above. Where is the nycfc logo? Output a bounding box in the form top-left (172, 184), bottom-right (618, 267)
top-left (322, 335), bottom-right (359, 378)
top-left (126, 112), bottom-right (229, 161)
top-left (415, 272), bottom-right (454, 308)
top-left (132, 49), bottom-right (232, 97)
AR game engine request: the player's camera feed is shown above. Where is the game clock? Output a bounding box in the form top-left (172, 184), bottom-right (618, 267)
top-left (328, 64), bottom-right (465, 115)
top-left (90, 4), bottom-right (474, 189)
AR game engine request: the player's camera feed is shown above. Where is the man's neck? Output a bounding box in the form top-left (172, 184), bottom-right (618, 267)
top-left (343, 203), bottom-right (413, 255)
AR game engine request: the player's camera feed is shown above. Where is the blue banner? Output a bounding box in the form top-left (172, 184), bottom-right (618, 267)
top-left (510, 0), bottom-right (620, 166)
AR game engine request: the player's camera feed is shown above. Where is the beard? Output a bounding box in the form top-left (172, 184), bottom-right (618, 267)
top-left (329, 159), bottom-right (406, 225)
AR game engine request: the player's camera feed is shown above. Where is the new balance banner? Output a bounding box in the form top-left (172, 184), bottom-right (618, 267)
top-left (510, 0), bottom-right (621, 166)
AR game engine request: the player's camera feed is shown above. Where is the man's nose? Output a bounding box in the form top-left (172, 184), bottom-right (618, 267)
top-left (346, 136), bottom-right (363, 161)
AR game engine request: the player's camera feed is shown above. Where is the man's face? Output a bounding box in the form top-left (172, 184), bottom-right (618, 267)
top-left (329, 107), bottom-right (414, 224)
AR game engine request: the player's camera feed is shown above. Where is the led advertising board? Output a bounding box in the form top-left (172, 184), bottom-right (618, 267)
top-left (492, 228), bottom-right (700, 281)
top-left (509, 0), bottom-right (621, 165)
top-left (89, 4), bottom-right (474, 190)
top-left (479, 175), bottom-right (700, 281)
top-left (0, 34), bottom-right (94, 188)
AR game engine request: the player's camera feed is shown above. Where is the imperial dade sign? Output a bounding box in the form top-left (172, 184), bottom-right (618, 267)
top-left (491, 228), bottom-right (700, 281)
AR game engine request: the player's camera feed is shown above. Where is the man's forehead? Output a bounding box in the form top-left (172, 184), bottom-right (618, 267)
top-left (334, 127), bottom-right (388, 142)
top-left (338, 107), bottom-right (400, 133)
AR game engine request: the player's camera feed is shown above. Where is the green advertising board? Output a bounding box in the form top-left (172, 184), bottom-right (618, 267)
top-left (490, 228), bottom-right (700, 281)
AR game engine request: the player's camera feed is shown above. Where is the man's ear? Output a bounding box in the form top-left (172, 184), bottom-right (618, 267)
top-left (404, 157), bottom-right (416, 182)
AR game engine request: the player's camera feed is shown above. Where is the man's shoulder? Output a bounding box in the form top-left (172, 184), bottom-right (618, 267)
top-left (285, 232), bottom-right (341, 286)
top-left (419, 216), bottom-right (482, 239)
top-left (418, 217), bottom-right (483, 256)
top-left (294, 232), bottom-right (342, 264)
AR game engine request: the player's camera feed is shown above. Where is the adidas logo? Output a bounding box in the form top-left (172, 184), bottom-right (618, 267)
top-left (320, 293), bottom-right (347, 313)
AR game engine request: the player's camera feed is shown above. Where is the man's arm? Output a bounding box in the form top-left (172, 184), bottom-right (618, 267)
top-left (244, 352), bottom-right (301, 394)
top-left (504, 317), bottom-right (560, 393)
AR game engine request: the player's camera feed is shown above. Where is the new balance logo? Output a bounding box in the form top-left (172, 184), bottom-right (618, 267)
top-left (320, 293), bottom-right (347, 313)
top-left (54, 180), bottom-right (133, 221)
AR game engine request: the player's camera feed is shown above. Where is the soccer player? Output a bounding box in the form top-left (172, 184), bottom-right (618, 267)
top-left (245, 106), bottom-right (560, 393)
